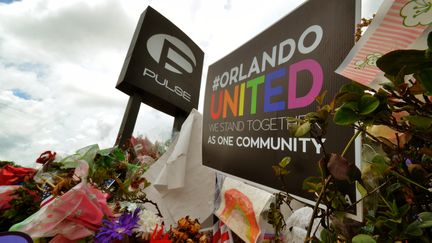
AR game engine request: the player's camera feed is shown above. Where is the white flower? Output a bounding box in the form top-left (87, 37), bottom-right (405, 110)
top-left (401, 0), bottom-right (432, 27)
top-left (133, 209), bottom-right (163, 237)
top-left (119, 201), bottom-right (139, 211)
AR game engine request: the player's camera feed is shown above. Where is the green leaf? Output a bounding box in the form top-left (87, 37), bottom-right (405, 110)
top-left (403, 115), bottom-right (432, 130)
top-left (98, 147), bottom-right (112, 156)
top-left (287, 117), bottom-right (300, 123)
top-left (376, 50), bottom-right (431, 76)
top-left (112, 147), bottom-right (126, 161)
top-left (334, 107), bottom-right (359, 125)
top-left (320, 228), bottom-right (337, 243)
top-left (79, 144), bottom-right (99, 173)
top-left (60, 154), bottom-right (80, 169)
top-left (428, 31), bottom-right (432, 52)
top-left (340, 82), bottom-right (367, 94)
top-left (406, 221), bottom-right (423, 237)
top-left (359, 95), bottom-right (380, 115)
top-left (306, 111), bottom-right (321, 120)
top-left (415, 68), bottom-right (432, 95)
top-left (390, 200), bottom-right (399, 215)
top-left (419, 212), bottom-right (432, 222)
top-left (295, 121), bottom-right (311, 137)
top-left (272, 165), bottom-right (289, 176)
top-left (399, 204), bottom-right (410, 217)
top-left (381, 82), bottom-right (395, 91)
top-left (316, 109), bottom-right (330, 121)
top-left (127, 163), bottom-right (140, 173)
top-left (420, 221), bottom-right (432, 229)
top-left (321, 104), bottom-right (333, 113)
top-left (306, 107), bottom-right (331, 121)
top-left (320, 228), bottom-right (330, 243)
top-left (341, 101), bottom-right (359, 111)
top-left (77, 144), bottom-right (99, 164)
top-left (377, 137), bottom-right (396, 154)
top-left (385, 182), bottom-right (402, 196)
top-left (303, 177), bottom-right (322, 192)
top-left (315, 90), bottom-right (327, 105)
top-left (418, 212), bottom-right (432, 228)
top-left (391, 65), bottom-right (408, 85)
top-left (356, 181), bottom-right (367, 197)
top-left (335, 91), bottom-right (362, 105)
top-left (278, 156), bottom-right (291, 168)
top-left (352, 234), bottom-right (376, 243)
top-left (288, 124), bottom-right (299, 135)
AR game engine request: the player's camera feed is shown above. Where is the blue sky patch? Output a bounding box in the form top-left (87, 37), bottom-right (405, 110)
top-left (0, 0), bottom-right (21, 4)
top-left (2, 60), bottom-right (47, 79)
top-left (12, 89), bottom-right (31, 100)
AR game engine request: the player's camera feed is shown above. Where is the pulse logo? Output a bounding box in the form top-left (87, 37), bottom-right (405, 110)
top-left (146, 34), bottom-right (197, 75)
top-left (116, 6), bottom-right (203, 115)
top-left (144, 33), bottom-right (196, 102)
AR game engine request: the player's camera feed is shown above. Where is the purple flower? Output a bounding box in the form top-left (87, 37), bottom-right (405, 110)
top-left (405, 158), bottom-right (413, 166)
top-left (95, 208), bottom-right (141, 242)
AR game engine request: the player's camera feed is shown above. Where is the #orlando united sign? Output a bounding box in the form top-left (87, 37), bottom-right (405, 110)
top-left (203, 0), bottom-right (359, 207)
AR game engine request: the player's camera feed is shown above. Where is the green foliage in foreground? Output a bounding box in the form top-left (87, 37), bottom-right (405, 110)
top-left (268, 32), bottom-right (432, 242)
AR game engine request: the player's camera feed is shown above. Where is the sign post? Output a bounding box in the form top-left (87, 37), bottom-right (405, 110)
top-left (115, 93), bottom-right (142, 148)
top-left (115, 6), bottom-right (204, 147)
top-left (202, 0), bottom-right (360, 216)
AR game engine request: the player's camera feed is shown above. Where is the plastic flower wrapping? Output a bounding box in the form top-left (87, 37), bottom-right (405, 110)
top-left (0, 136), bottom-right (210, 242)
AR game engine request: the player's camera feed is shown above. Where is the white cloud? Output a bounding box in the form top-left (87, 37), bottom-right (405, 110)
top-left (0, 0), bottom-right (137, 166)
top-left (0, 0), bottom-right (134, 63)
top-left (0, 0), bottom-right (383, 166)
top-left (362, 0), bottom-right (385, 18)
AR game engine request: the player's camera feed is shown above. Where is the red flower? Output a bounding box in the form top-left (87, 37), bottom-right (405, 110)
top-left (0, 165), bottom-right (36, 185)
top-left (36, 151), bottom-right (56, 164)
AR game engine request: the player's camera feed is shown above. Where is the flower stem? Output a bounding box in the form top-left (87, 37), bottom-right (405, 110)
top-left (391, 171), bottom-right (430, 191)
top-left (304, 175), bottom-right (332, 242)
top-left (305, 129), bottom-right (361, 242)
top-left (341, 129), bottom-right (361, 157)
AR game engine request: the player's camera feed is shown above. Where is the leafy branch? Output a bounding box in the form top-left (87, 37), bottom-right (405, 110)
top-left (270, 32), bottom-right (432, 242)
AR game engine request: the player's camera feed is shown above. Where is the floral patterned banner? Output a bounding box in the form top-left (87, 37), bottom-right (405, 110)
top-left (336, 0), bottom-right (431, 87)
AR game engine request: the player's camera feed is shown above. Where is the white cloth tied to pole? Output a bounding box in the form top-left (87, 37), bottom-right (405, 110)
top-left (143, 109), bottom-right (215, 226)
top-left (153, 109), bottom-right (195, 190)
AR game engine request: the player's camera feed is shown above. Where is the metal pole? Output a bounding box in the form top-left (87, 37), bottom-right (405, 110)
top-left (172, 111), bottom-right (187, 137)
top-left (115, 93), bottom-right (142, 148)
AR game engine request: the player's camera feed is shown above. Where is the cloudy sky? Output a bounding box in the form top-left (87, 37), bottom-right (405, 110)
top-left (0, 0), bottom-right (382, 166)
